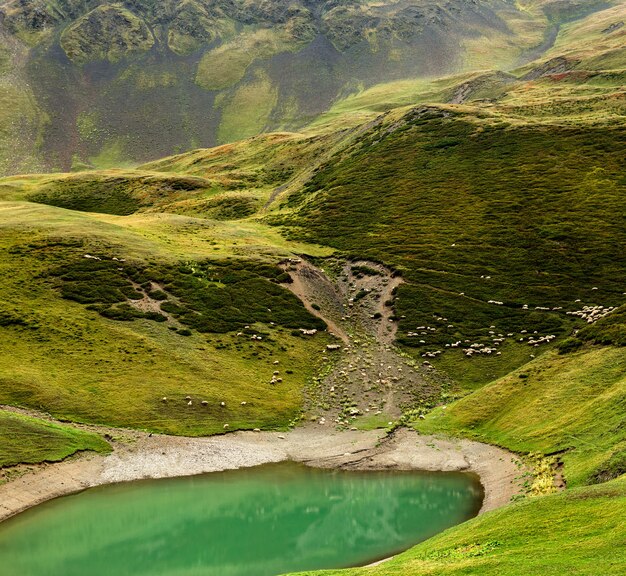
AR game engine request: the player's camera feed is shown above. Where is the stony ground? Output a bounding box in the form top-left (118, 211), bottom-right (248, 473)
top-left (0, 425), bottom-right (525, 523)
top-left (281, 258), bottom-right (447, 428)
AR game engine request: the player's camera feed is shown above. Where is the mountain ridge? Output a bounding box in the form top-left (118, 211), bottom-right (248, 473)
top-left (0, 0), bottom-right (617, 174)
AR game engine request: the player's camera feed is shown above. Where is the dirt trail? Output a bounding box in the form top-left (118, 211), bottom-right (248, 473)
top-left (263, 117), bottom-right (385, 210)
top-left (281, 258), bottom-right (442, 426)
top-left (348, 259), bottom-right (404, 345)
top-left (282, 259), bottom-right (350, 344)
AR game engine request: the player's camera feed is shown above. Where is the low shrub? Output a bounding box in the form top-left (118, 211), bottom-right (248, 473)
top-left (48, 253), bottom-right (325, 335)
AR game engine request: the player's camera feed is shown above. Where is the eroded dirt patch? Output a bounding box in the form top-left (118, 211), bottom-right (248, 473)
top-left (281, 258), bottom-right (446, 427)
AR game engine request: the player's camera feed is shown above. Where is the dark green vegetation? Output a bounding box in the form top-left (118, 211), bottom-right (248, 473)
top-left (0, 410), bottom-right (110, 468)
top-left (279, 108), bottom-right (626, 383)
top-left (26, 173), bottom-right (212, 215)
top-left (350, 264), bottom-right (381, 277)
top-left (0, 171), bottom-right (214, 215)
top-left (0, 212), bottom-right (330, 435)
top-left (0, 463), bottom-right (481, 575)
top-left (296, 475), bottom-right (626, 576)
top-left (43, 248), bottom-right (323, 332)
top-left (0, 0), bottom-right (602, 173)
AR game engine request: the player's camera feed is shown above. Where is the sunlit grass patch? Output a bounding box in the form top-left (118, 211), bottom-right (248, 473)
top-left (0, 410), bottom-right (110, 467)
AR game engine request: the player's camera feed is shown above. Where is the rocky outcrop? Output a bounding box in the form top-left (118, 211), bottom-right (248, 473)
top-left (60, 4), bottom-right (154, 62)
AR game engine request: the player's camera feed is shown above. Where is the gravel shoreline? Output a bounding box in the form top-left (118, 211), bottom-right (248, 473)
top-left (0, 427), bottom-right (524, 524)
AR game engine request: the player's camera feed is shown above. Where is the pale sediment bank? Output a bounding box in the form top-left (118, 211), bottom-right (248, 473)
top-left (0, 427), bottom-right (524, 524)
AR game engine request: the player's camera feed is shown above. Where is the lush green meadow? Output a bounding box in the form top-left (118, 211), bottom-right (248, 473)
top-left (0, 410), bottom-right (110, 468)
top-left (415, 347), bottom-right (626, 487)
top-left (0, 202), bottom-right (331, 435)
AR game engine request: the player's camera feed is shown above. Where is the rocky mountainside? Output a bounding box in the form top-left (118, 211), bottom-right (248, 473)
top-left (0, 0), bottom-right (611, 174)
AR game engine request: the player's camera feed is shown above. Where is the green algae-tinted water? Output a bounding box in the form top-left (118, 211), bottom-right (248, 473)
top-left (0, 462), bottom-right (482, 576)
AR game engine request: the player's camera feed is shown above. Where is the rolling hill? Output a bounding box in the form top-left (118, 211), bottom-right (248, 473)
top-left (0, 1), bottom-right (625, 574)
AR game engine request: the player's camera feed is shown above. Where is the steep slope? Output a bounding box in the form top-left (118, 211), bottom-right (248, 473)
top-left (0, 0), bottom-right (612, 174)
top-left (0, 22), bottom-right (47, 175)
top-left (416, 346), bottom-right (626, 487)
top-left (277, 106), bottom-right (626, 385)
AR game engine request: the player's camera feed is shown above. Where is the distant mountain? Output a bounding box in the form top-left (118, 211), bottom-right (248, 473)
top-left (0, 0), bottom-right (610, 174)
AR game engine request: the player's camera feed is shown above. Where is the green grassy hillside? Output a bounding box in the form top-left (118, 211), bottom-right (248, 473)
top-left (415, 347), bottom-right (626, 487)
top-left (0, 201), bottom-right (332, 435)
top-left (13, 107), bottom-right (626, 397)
top-left (278, 107), bottom-right (626, 385)
top-left (0, 130), bottom-right (344, 218)
top-left (0, 410), bottom-right (110, 468)
top-left (0, 4), bottom-right (625, 573)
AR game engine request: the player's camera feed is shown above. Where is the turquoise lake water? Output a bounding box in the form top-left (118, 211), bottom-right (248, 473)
top-left (0, 462), bottom-right (482, 576)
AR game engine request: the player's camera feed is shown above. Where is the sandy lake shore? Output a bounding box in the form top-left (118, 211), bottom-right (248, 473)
top-left (0, 426), bottom-right (524, 524)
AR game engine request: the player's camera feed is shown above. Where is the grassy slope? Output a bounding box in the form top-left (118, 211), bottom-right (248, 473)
top-left (541, 1), bottom-right (626, 66)
top-left (293, 475), bottom-right (626, 576)
top-left (281, 108), bottom-right (626, 386)
top-left (195, 28), bottom-right (304, 91)
top-left (415, 347), bottom-right (626, 487)
top-left (0, 201), bottom-right (332, 435)
top-left (217, 70), bottom-right (279, 143)
top-left (0, 6), bottom-right (623, 574)
top-left (0, 130), bottom-right (343, 442)
top-left (0, 170), bottom-right (217, 215)
top-left (0, 30), bottom-right (46, 175)
top-left (0, 410), bottom-right (110, 467)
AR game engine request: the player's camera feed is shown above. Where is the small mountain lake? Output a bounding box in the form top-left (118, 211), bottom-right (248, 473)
top-left (0, 462), bottom-right (483, 576)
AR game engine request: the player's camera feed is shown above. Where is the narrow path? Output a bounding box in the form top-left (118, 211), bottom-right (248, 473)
top-left (263, 116), bottom-right (385, 210)
top-left (281, 259), bottom-right (350, 344)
